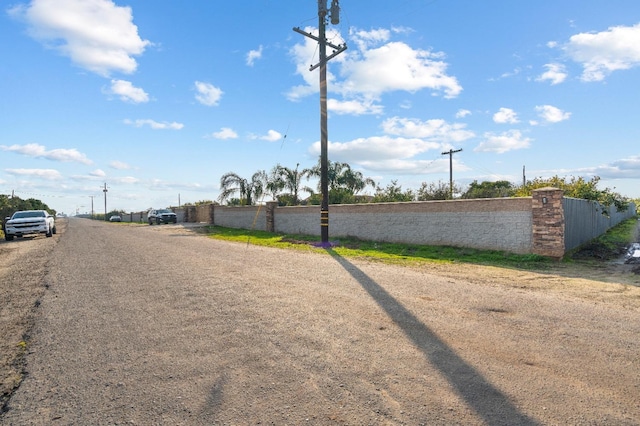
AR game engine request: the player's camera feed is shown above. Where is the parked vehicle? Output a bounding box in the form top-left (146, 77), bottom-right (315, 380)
top-left (109, 215), bottom-right (122, 222)
top-left (148, 209), bottom-right (177, 225)
top-left (4, 210), bottom-right (56, 241)
top-left (624, 243), bottom-right (640, 264)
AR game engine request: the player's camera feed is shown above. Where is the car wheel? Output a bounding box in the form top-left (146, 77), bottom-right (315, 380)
top-left (46, 227), bottom-right (52, 237)
top-left (5, 234), bottom-right (14, 241)
top-left (52, 226), bottom-right (57, 235)
top-left (149, 219), bottom-right (153, 225)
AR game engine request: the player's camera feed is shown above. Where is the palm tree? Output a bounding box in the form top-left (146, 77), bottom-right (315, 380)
top-left (278, 163), bottom-right (310, 205)
top-left (265, 165), bottom-right (285, 201)
top-left (218, 170), bottom-right (266, 205)
top-left (307, 159), bottom-right (350, 192)
top-left (308, 159), bottom-right (374, 194)
top-left (341, 168), bottom-right (376, 194)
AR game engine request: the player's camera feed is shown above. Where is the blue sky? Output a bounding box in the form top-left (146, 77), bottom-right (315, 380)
top-left (1, 0), bottom-right (639, 215)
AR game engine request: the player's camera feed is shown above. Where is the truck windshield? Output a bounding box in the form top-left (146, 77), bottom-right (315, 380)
top-left (13, 211), bottom-right (46, 219)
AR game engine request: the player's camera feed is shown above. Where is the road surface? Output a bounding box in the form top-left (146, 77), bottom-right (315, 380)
top-left (2, 218), bottom-right (639, 425)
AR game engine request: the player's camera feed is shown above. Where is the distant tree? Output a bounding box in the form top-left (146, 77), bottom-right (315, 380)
top-left (372, 180), bottom-right (415, 202)
top-left (303, 188), bottom-right (355, 205)
top-left (1, 194), bottom-right (56, 221)
top-left (461, 180), bottom-right (515, 199)
top-left (218, 171), bottom-right (266, 206)
top-left (417, 180), bottom-right (460, 201)
top-left (515, 175), bottom-right (629, 214)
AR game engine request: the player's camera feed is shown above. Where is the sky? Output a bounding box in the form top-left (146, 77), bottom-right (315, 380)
top-left (1, 0), bottom-right (640, 216)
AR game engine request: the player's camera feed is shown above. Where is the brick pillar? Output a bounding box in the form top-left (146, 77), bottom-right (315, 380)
top-left (208, 204), bottom-right (215, 225)
top-left (185, 206), bottom-right (196, 223)
top-left (532, 187), bottom-right (564, 259)
top-left (266, 202), bottom-right (278, 233)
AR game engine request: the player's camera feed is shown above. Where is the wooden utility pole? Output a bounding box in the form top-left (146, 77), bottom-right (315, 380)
top-left (102, 183), bottom-right (108, 221)
top-left (294, 1), bottom-right (346, 244)
top-left (441, 148), bottom-right (462, 199)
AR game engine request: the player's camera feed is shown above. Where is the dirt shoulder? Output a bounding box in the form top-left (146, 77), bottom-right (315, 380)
top-left (0, 219), bottom-right (65, 409)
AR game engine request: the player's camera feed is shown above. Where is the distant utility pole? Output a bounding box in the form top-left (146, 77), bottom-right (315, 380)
top-left (441, 148), bottom-right (462, 199)
top-left (294, 0), bottom-right (347, 245)
top-left (89, 195), bottom-right (95, 218)
top-left (102, 183), bottom-right (108, 221)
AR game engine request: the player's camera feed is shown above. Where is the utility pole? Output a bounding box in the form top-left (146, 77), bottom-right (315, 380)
top-left (294, 0), bottom-right (346, 245)
top-left (89, 195), bottom-right (95, 219)
top-left (102, 183), bottom-right (108, 221)
top-left (441, 148), bottom-right (462, 199)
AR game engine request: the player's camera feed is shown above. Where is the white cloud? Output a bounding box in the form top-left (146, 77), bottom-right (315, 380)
top-left (311, 135), bottom-right (440, 163)
top-left (246, 45), bottom-right (263, 66)
top-left (534, 105), bottom-right (571, 124)
top-left (9, 0), bottom-right (150, 77)
top-left (124, 119), bottom-right (184, 130)
top-left (109, 161), bottom-right (131, 170)
top-left (357, 157), bottom-right (455, 175)
top-left (592, 155), bottom-right (640, 179)
top-left (194, 81), bottom-right (223, 106)
top-left (493, 107), bottom-right (519, 124)
top-left (91, 169), bottom-right (106, 177)
top-left (113, 176), bottom-right (139, 184)
top-left (536, 63), bottom-right (568, 85)
top-left (339, 41), bottom-right (462, 99)
top-left (1, 143), bottom-right (92, 164)
top-left (328, 98), bottom-right (383, 115)
top-left (349, 27), bottom-right (391, 51)
top-left (5, 168), bottom-right (63, 180)
top-left (475, 130), bottom-right (531, 154)
top-left (381, 117), bottom-right (475, 143)
top-left (455, 109), bottom-right (471, 118)
top-left (287, 26), bottom-right (462, 107)
top-left (107, 79), bottom-right (149, 103)
top-left (305, 115), bottom-right (474, 175)
top-left (211, 128), bottom-right (238, 140)
top-left (259, 130), bottom-right (282, 142)
top-left (561, 23), bottom-right (640, 82)
top-left (309, 135), bottom-right (467, 176)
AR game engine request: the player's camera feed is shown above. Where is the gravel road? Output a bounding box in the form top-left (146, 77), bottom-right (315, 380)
top-left (2, 218), bottom-right (639, 425)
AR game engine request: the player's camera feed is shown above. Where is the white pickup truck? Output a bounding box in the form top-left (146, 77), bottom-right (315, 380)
top-left (3, 210), bottom-right (56, 241)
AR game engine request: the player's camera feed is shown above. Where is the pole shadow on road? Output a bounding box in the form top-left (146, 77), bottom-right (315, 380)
top-left (326, 249), bottom-right (539, 426)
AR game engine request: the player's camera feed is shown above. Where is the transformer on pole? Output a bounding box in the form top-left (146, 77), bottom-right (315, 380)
top-left (293, 1), bottom-right (346, 244)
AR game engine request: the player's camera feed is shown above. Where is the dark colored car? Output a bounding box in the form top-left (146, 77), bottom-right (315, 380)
top-left (148, 209), bottom-right (177, 225)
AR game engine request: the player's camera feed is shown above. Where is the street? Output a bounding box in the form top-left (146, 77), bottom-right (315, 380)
top-left (2, 218), bottom-right (639, 425)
